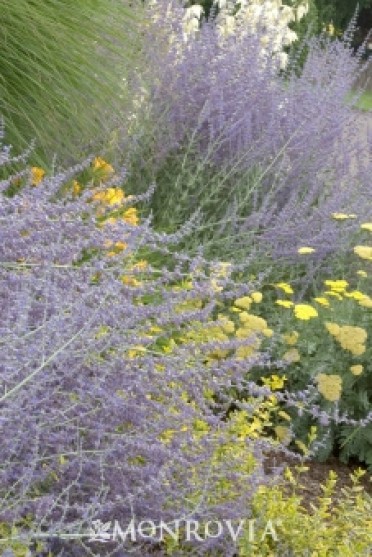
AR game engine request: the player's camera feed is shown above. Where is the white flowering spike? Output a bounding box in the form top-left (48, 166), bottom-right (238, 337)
top-left (184, 4), bottom-right (204, 20)
top-left (297, 2), bottom-right (309, 21)
top-left (277, 51), bottom-right (289, 70)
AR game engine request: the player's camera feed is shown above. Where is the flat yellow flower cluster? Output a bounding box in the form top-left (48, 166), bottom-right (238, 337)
top-left (310, 278), bottom-right (372, 308)
top-left (316, 373), bottom-right (342, 402)
top-left (233, 295), bottom-right (273, 359)
top-left (274, 282), bottom-right (319, 320)
top-left (325, 322), bottom-right (367, 356)
top-left (354, 245), bottom-right (372, 261)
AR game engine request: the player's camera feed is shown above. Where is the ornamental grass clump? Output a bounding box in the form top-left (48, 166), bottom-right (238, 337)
top-left (0, 0), bottom-right (142, 167)
top-left (132, 0), bottom-right (371, 269)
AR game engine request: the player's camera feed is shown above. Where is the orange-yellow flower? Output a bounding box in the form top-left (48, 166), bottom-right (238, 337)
top-left (93, 187), bottom-right (124, 206)
top-left (123, 207), bottom-right (139, 226)
top-left (31, 167), bottom-right (45, 186)
top-left (93, 157), bottom-right (114, 176)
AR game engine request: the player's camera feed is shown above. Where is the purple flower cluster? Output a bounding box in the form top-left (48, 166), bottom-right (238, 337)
top-left (0, 146), bottom-right (282, 555)
top-left (1, 136), bottom-right (371, 554)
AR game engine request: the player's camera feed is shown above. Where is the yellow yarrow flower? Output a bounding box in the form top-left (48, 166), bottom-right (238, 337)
top-left (235, 345), bottom-right (258, 359)
top-left (238, 313), bottom-right (268, 332)
top-left (217, 315), bottom-right (235, 334)
top-left (128, 345), bottom-right (146, 358)
top-left (360, 223), bottom-right (372, 232)
top-left (262, 374), bottom-right (286, 390)
top-left (344, 290), bottom-right (368, 301)
top-left (325, 322), bottom-right (341, 336)
top-left (339, 325), bottom-right (367, 345)
top-left (294, 304), bottom-right (318, 320)
top-left (275, 282), bottom-right (293, 294)
top-left (132, 260), bottom-right (148, 271)
top-left (31, 166), bottom-right (45, 186)
top-left (297, 247), bottom-right (316, 254)
top-left (350, 365), bottom-right (363, 376)
top-left (283, 348), bottom-right (301, 363)
top-left (324, 290), bottom-right (343, 300)
top-left (354, 245), bottom-right (372, 261)
top-left (275, 425), bottom-right (291, 444)
top-left (359, 296), bottom-right (372, 308)
top-left (275, 300), bottom-right (294, 308)
top-left (326, 323), bottom-right (367, 355)
top-left (234, 296), bottom-right (252, 310)
top-left (283, 331), bottom-right (299, 345)
top-left (316, 374), bottom-right (342, 402)
top-left (331, 212), bottom-right (356, 220)
top-left (337, 325), bottom-right (367, 355)
top-left (356, 270), bottom-right (368, 278)
top-left (324, 279), bottom-right (349, 293)
top-left (278, 410), bottom-right (291, 421)
top-left (251, 291), bottom-right (263, 303)
top-left (235, 326), bottom-right (253, 339)
top-left (313, 297), bottom-right (330, 307)
top-left (210, 279), bottom-right (223, 293)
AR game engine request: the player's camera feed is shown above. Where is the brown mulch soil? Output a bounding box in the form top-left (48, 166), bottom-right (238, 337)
top-left (263, 451), bottom-right (372, 512)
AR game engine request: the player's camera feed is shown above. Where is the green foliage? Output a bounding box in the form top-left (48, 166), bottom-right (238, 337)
top-left (0, 518), bottom-right (45, 557)
top-left (0, 0), bottom-right (143, 167)
top-left (160, 467), bottom-right (372, 555)
top-left (238, 467), bottom-right (372, 556)
top-left (314, 0), bottom-right (372, 33)
top-left (354, 91), bottom-right (372, 111)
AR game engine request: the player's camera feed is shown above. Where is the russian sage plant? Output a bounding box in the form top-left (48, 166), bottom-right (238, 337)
top-left (0, 137), bottom-right (291, 555)
top-left (134, 0), bottom-right (371, 270)
top-left (1, 136), bottom-right (371, 554)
